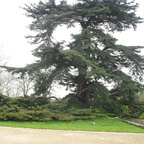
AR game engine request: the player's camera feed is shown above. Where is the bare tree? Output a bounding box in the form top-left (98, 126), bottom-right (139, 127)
top-left (0, 72), bottom-right (15, 96)
top-left (0, 71), bottom-right (34, 97)
top-left (0, 46), bottom-right (34, 97)
top-left (14, 74), bottom-right (34, 96)
top-left (0, 46), bottom-right (9, 94)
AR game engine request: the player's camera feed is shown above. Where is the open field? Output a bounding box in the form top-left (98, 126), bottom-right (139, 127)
top-left (0, 118), bottom-right (144, 133)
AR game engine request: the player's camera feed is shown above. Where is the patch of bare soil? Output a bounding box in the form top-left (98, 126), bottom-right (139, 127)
top-left (0, 127), bottom-right (144, 144)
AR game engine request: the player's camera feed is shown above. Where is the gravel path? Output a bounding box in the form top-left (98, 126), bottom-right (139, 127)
top-left (0, 127), bottom-right (144, 144)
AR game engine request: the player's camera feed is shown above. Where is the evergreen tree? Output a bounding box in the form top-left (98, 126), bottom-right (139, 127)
top-left (4, 0), bottom-right (144, 115)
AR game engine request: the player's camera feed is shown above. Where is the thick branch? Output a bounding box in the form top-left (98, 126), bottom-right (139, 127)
top-left (47, 96), bottom-right (59, 101)
top-left (62, 93), bottom-right (79, 100)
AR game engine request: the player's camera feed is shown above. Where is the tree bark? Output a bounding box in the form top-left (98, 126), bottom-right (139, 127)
top-left (62, 74), bottom-right (89, 103)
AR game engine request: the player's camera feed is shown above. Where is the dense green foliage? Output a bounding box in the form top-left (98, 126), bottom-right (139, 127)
top-left (0, 94), bottom-right (97, 121)
top-left (1, 0), bottom-right (144, 117)
top-left (24, 0), bottom-right (144, 116)
top-left (0, 93), bottom-right (143, 121)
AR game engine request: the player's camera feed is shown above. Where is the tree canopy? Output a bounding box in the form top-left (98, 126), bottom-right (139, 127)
top-left (2, 0), bottom-right (144, 116)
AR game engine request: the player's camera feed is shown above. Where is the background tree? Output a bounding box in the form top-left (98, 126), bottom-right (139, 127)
top-left (3, 0), bottom-right (144, 116)
top-left (14, 74), bottom-right (34, 96)
top-left (0, 47), bottom-right (34, 97)
top-left (0, 71), bottom-right (34, 97)
top-left (0, 46), bottom-right (9, 94)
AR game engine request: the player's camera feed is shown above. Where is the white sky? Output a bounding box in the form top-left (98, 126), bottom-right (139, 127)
top-left (0, 0), bottom-right (144, 67)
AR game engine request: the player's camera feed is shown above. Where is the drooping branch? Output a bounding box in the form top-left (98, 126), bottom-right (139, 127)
top-left (47, 96), bottom-right (59, 101)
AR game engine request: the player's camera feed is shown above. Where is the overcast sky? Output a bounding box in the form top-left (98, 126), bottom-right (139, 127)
top-left (0, 0), bottom-right (144, 67)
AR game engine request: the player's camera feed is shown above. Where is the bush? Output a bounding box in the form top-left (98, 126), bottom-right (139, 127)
top-left (0, 105), bottom-right (21, 113)
top-left (50, 113), bottom-right (76, 121)
top-left (64, 97), bottom-right (88, 109)
top-left (0, 112), bottom-right (29, 121)
top-left (0, 94), bottom-right (11, 106)
top-left (10, 96), bottom-right (50, 108)
top-left (46, 100), bottom-right (66, 111)
top-left (25, 110), bottom-right (52, 121)
top-left (69, 109), bottom-right (92, 116)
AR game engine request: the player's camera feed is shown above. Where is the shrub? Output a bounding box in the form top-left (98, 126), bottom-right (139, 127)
top-left (50, 113), bottom-right (76, 121)
top-left (0, 94), bottom-right (11, 106)
top-left (10, 96), bottom-right (50, 108)
top-left (46, 100), bottom-right (66, 112)
top-left (69, 109), bottom-right (92, 116)
top-left (64, 97), bottom-right (87, 109)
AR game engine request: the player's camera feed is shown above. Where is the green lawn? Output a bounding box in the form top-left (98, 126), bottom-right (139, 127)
top-left (0, 117), bottom-right (144, 133)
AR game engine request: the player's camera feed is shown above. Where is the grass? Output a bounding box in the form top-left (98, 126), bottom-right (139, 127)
top-left (139, 113), bottom-right (144, 119)
top-left (0, 117), bottom-right (144, 133)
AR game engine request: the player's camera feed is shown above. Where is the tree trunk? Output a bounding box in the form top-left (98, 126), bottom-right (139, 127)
top-left (62, 75), bottom-right (88, 103)
top-left (62, 74), bottom-right (88, 103)
top-left (75, 74), bottom-right (88, 103)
